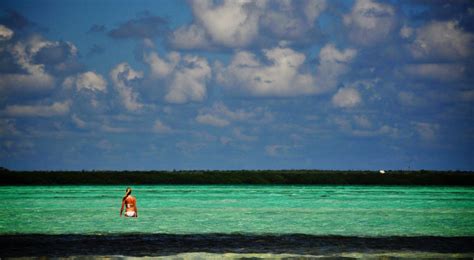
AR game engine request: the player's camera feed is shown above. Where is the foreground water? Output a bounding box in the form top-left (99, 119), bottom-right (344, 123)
top-left (1, 185), bottom-right (473, 236)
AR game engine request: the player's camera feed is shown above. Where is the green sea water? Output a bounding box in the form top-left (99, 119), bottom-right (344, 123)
top-left (1, 185), bottom-right (473, 236)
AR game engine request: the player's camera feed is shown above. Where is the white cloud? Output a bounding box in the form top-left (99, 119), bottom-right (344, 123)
top-left (0, 72), bottom-right (54, 93)
top-left (191, 0), bottom-right (260, 48)
top-left (166, 56), bottom-right (211, 104)
top-left (63, 71), bottom-right (107, 92)
top-left (143, 38), bottom-right (155, 48)
top-left (4, 100), bottom-right (71, 117)
top-left (232, 128), bottom-right (257, 142)
top-left (71, 114), bottom-right (86, 128)
top-left (316, 44), bottom-right (357, 92)
top-left (145, 51), bottom-right (180, 78)
top-left (76, 72), bottom-right (107, 92)
top-left (400, 25), bottom-right (413, 39)
top-left (0, 36), bottom-right (57, 93)
top-left (217, 44), bottom-right (356, 97)
top-left (169, 0), bottom-right (327, 49)
top-left (196, 114), bottom-right (230, 127)
top-left (265, 144), bottom-right (291, 157)
top-left (169, 24), bottom-right (211, 50)
top-left (353, 115), bottom-right (372, 128)
top-left (153, 119), bottom-right (172, 134)
top-left (333, 116), bottom-right (398, 138)
top-left (409, 20), bottom-right (473, 60)
top-left (332, 88), bottom-right (361, 108)
top-left (110, 62), bottom-right (144, 111)
top-left (261, 0), bottom-right (327, 40)
top-left (401, 63), bottom-right (465, 82)
top-left (413, 122), bottom-right (439, 141)
top-left (0, 24), bottom-right (13, 41)
top-left (144, 51), bottom-right (211, 104)
top-left (351, 125), bottom-right (398, 138)
top-left (343, 0), bottom-right (396, 46)
top-left (196, 102), bottom-right (270, 127)
top-left (304, 1), bottom-right (327, 24)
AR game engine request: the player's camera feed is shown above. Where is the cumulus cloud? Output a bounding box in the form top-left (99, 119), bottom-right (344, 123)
top-left (0, 35), bottom-right (60, 93)
top-left (32, 41), bottom-right (77, 66)
top-left (0, 24), bottom-right (13, 41)
top-left (352, 125), bottom-right (398, 138)
top-left (265, 144), bottom-right (291, 157)
top-left (216, 44), bottom-right (356, 97)
top-left (170, 0), bottom-right (260, 48)
top-left (0, 71), bottom-right (54, 93)
top-left (232, 127), bottom-right (257, 142)
top-left (413, 122), bottom-right (439, 141)
top-left (3, 100), bottom-right (71, 117)
top-left (196, 102), bottom-right (271, 127)
top-left (343, 0), bottom-right (396, 46)
top-left (316, 44), bottom-right (358, 92)
top-left (108, 14), bottom-right (168, 39)
top-left (353, 115), bottom-right (372, 128)
top-left (216, 47), bottom-right (312, 96)
top-left (71, 114), bottom-right (86, 128)
top-left (153, 119), bottom-right (172, 134)
top-left (63, 71), bottom-right (107, 92)
top-left (169, 24), bottom-right (210, 50)
top-left (110, 63), bottom-right (144, 111)
top-left (259, 0), bottom-right (326, 41)
top-left (144, 51), bottom-right (211, 104)
top-left (401, 63), bottom-right (465, 82)
top-left (169, 0), bottom-right (326, 49)
top-left (409, 20), bottom-right (473, 60)
top-left (145, 51), bottom-right (180, 79)
top-left (196, 114), bottom-right (230, 127)
top-left (332, 87), bottom-right (362, 108)
top-left (333, 116), bottom-right (398, 138)
top-left (400, 25), bottom-right (413, 39)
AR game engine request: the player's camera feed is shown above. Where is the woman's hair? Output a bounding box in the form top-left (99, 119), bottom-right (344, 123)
top-left (122, 187), bottom-right (132, 201)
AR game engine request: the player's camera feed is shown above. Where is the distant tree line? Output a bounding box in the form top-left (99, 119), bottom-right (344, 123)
top-left (0, 168), bottom-right (473, 185)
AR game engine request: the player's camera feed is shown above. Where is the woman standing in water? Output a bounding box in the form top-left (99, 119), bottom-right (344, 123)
top-left (120, 187), bottom-right (138, 218)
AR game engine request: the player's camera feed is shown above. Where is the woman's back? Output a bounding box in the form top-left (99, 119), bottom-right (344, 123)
top-left (125, 195), bottom-right (136, 208)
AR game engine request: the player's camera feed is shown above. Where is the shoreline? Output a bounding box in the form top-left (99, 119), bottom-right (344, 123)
top-left (1, 169), bottom-right (473, 186)
top-left (1, 234), bottom-right (473, 258)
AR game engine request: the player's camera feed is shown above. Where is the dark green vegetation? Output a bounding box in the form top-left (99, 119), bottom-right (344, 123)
top-left (0, 168), bottom-right (473, 185)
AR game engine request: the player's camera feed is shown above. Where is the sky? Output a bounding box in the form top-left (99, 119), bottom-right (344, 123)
top-left (0, 0), bottom-right (473, 171)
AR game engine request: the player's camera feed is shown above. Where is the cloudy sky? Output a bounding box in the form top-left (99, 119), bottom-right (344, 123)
top-left (0, 0), bottom-right (473, 171)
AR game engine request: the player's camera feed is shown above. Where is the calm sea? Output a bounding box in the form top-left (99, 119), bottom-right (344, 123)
top-left (1, 185), bottom-right (473, 236)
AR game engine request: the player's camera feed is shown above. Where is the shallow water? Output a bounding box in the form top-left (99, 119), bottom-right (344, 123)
top-left (1, 185), bottom-right (473, 236)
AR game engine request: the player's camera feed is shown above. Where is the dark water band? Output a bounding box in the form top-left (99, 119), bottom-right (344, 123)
top-left (1, 234), bottom-right (473, 257)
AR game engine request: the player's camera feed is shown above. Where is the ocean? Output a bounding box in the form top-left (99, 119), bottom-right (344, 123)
top-left (1, 185), bottom-right (473, 258)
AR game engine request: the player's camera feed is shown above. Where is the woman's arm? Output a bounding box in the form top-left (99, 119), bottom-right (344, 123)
top-left (120, 200), bottom-right (125, 216)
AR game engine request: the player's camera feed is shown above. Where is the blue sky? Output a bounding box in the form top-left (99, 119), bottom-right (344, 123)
top-left (0, 0), bottom-right (473, 171)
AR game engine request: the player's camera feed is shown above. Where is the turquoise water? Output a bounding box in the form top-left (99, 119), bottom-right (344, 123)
top-left (1, 185), bottom-right (473, 236)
